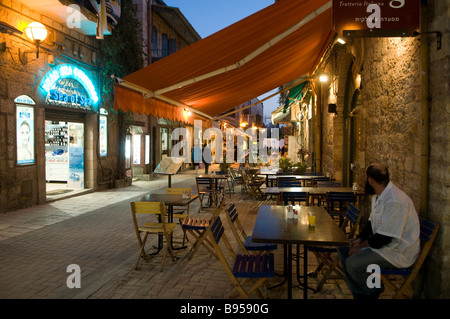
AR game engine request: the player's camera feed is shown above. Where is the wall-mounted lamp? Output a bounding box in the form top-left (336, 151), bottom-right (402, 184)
top-left (336, 38), bottom-right (346, 44)
top-left (183, 108), bottom-right (191, 117)
top-left (328, 103), bottom-right (337, 114)
top-left (412, 30), bottom-right (442, 50)
top-left (20, 22), bottom-right (48, 64)
top-left (319, 73), bottom-right (329, 83)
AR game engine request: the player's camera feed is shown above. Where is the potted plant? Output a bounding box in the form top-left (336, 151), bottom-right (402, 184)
top-left (219, 159), bottom-right (231, 173)
top-left (293, 162), bottom-right (308, 174)
top-left (279, 157), bottom-right (293, 173)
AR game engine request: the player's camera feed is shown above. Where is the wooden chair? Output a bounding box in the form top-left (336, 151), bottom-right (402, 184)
top-left (225, 203), bottom-right (277, 253)
top-left (207, 216), bottom-right (275, 298)
top-left (181, 195), bottom-right (225, 260)
top-left (281, 192), bottom-right (309, 206)
top-left (380, 217), bottom-right (439, 299)
top-left (196, 176), bottom-right (216, 209)
top-left (316, 181), bottom-right (341, 187)
top-left (309, 176), bottom-right (330, 187)
top-left (165, 187), bottom-right (191, 246)
top-left (277, 179), bottom-right (303, 187)
top-left (325, 191), bottom-right (357, 224)
top-left (308, 203), bottom-right (362, 291)
top-left (229, 168), bottom-right (245, 194)
top-left (241, 169), bottom-right (265, 200)
top-left (130, 202), bottom-right (176, 272)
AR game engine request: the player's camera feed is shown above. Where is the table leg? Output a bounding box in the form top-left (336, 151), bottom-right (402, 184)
top-left (288, 243), bottom-right (292, 299)
top-left (268, 244), bottom-right (287, 289)
top-left (304, 244), bottom-right (308, 299)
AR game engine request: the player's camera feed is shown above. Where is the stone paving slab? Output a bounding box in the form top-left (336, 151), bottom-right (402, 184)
top-left (0, 166), bottom-right (404, 301)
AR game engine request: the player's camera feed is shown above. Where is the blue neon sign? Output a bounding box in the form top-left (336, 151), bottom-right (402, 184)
top-left (41, 64), bottom-right (98, 104)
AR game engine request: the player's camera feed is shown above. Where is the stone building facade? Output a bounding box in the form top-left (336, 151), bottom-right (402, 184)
top-left (317, 1), bottom-right (449, 298)
top-left (0, 0), bottom-right (117, 212)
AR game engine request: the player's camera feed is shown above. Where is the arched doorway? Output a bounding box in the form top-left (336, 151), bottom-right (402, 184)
top-left (343, 67), bottom-right (363, 186)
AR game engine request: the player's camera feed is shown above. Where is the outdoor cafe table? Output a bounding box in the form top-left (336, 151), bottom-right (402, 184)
top-left (251, 205), bottom-right (349, 299)
top-left (265, 186), bottom-right (365, 204)
top-left (137, 193), bottom-right (200, 252)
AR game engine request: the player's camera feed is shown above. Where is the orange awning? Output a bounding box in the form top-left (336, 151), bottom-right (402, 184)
top-left (114, 0), bottom-right (335, 119)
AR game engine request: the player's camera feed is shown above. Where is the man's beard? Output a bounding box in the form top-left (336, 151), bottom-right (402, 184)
top-left (365, 180), bottom-right (376, 195)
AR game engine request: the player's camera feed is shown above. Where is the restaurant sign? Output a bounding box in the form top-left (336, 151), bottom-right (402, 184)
top-left (40, 64), bottom-right (99, 112)
top-left (332, 0), bottom-right (420, 38)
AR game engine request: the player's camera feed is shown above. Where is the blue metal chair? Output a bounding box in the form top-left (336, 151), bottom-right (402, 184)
top-left (225, 204), bottom-right (277, 253)
top-left (307, 203), bottom-right (361, 291)
top-left (207, 216), bottom-right (275, 298)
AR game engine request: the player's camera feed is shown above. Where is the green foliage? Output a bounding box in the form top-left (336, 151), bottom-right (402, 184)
top-left (97, 0), bottom-right (146, 108)
top-left (279, 157), bottom-right (293, 172)
top-left (219, 159), bottom-right (231, 172)
top-left (293, 162), bottom-right (308, 174)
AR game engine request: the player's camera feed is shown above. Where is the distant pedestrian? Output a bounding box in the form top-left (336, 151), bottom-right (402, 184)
top-left (202, 143), bottom-right (212, 174)
top-left (192, 142), bottom-right (202, 174)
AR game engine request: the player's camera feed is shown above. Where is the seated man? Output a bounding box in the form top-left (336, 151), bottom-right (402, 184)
top-left (338, 163), bottom-right (420, 299)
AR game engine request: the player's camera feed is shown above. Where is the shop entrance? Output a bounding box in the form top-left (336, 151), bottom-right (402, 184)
top-left (45, 120), bottom-right (85, 198)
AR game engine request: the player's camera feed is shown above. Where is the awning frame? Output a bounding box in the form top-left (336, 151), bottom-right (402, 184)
top-left (115, 1), bottom-right (332, 117)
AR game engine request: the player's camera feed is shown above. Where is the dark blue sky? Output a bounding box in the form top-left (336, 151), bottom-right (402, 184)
top-left (164, 0), bottom-right (279, 121)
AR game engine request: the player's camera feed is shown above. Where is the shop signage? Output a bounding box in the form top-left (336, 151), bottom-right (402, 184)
top-left (332, 0), bottom-right (420, 37)
top-left (40, 64), bottom-right (99, 110)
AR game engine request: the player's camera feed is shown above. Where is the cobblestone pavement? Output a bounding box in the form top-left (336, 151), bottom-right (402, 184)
top-left (0, 166), bottom-right (402, 302)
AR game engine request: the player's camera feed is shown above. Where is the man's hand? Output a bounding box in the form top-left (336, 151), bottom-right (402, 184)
top-left (349, 238), bottom-right (368, 256)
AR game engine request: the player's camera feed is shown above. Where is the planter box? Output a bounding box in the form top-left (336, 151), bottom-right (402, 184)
top-left (114, 179), bottom-right (124, 188)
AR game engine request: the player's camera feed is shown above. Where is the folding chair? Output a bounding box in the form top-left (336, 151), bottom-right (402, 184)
top-left (276, 176), bottom-right (300, 187)
top-left (130, 202), bottom-right (177, 272)
top-left (281, 192), bottom-right (309, 206)
top-left (225, 203), bottom-right (277, 253)
top-left (182, 195), bottom-right (225, 260)
top-left (380, 217), bottom-right (439, 299)
top-left (207, 216), bottom-right (275, 298)
top-left (316, 181), bottom-right (341, 187)
top-left (241, 169), bottom-right (265, 200)
top-left (307, 203), bottom-right (361, 291)
top-left (229, 168), bottom-right (245, 194)
top-left (325, 191), bottom-right (357, 224)
top-left (309, 176), bottom-right (330, 187)
top-left (165, 187), bottom-right (191, 246)
top-left (196, 176), bottom-right (216, 209)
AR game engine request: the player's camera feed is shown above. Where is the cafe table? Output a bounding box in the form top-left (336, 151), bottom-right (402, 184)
top-left (265, 186), bottom-right (364, 204)
top-left (137, 193), bottom-right (200, 252)
top-left (197, 173), bottom-right (229, 204)
top-left (251, 205), bottom-right (349, 299)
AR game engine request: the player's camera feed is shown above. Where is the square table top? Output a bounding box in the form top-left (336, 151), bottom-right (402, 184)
top-left (265, 186), bottom-right (363, 195)
top-left (197, 174), bottom-right (228, 179)
top-left (137, 193), bottom-right (199, 206)
top-left (251, 205), bottom-right (349, 246)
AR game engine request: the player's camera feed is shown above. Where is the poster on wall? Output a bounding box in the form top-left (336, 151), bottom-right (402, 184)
top-left (99, 114), bottom-right (107, 157)
top-left (16, 106), bottom-right (35, 165)
top-left (68, 147), bottom-right (84, 189)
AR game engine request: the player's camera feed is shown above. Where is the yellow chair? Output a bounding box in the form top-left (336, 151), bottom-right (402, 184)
top-left (165, 187), bottom-right (192, 245)
top-left (182, 195), bottom-right (225, 260)
top-left (130, 202), bottom-right (176, 272)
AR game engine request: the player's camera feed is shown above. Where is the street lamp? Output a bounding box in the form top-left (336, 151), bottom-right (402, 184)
top-left (20, 22), bottom-right (48, 63)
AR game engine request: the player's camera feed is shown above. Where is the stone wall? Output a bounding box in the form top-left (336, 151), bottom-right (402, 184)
top-left (319, 0), bottom-right (449, 296)
top-left (0, 0), bottom-right (110, 212)
top-left (425, 0), bottom-right (450, 299)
